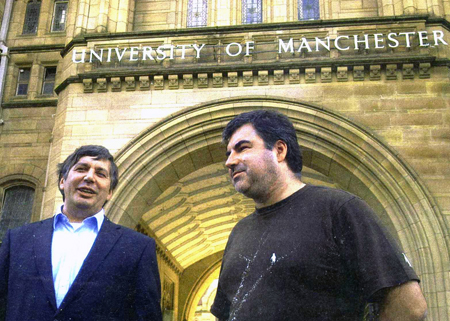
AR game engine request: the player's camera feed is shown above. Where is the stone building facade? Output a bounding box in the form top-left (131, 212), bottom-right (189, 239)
top-left (0, 0), bottom-right (449, 320)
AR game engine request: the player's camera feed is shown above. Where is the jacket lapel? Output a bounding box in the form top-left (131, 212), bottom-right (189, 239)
top-left (33, 218), bottom-right (57, 311)
top-left (58, 218), bottom-right (123, 309)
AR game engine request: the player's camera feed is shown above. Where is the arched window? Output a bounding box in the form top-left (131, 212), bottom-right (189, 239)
top-left (242, 0), bottom-right (262, 24)
top-left (51, 0), bottom-right (68, 32)
top-left (22, 0), bottom-right (41, 34)
top-left (187, 0), bottom-right (208, 27)
top-left (0, 185), bottom-right (35, 240)
top-left (298, 0), bottom-right (319, 20)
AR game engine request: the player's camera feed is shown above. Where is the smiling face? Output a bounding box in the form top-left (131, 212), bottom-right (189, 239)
top-left (225, 124), bottom-right (280, 203)
top-left (59, 156), bottom-right (113, 222)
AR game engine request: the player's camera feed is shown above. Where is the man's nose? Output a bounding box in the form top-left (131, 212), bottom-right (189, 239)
top-left (225, 151), bottom-right (238, 169)
top-left (84, 169), bottom-right (95, 182)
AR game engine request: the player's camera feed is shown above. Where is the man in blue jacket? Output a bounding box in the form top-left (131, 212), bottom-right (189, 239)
top-left (0, 145), bottom-right (162, 321)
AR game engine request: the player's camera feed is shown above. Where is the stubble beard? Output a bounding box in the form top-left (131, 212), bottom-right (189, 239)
top-left (233, 155), bottom-right (279, 204)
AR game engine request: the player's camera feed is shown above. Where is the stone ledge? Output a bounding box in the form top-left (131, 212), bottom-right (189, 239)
top-left (74, 62), bottom-right (435, 93)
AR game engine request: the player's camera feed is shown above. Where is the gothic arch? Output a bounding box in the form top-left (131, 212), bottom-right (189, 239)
top-left (107, 96), bottom-right (448, 320)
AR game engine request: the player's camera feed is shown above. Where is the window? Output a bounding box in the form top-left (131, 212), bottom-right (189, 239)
top-left (242, 0), bottom-right (262, 24)
top-left (23, 0), bottom-right (41, 35)
top-left (16, 68), bottom-right (31, 96)
top-left (51, 0), bottom-right (68, 32)
top-left (298, 0), bottom-right (320, 20)
top-left (187, 0), bottom-right (208, 27)
top-left (0, 185), bottom-right (35, 240)
top-left (42, 67), bottom-right (57, 95)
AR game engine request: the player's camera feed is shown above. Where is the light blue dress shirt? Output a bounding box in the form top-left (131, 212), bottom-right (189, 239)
top-left (51, 208), bottom-right (104, 308)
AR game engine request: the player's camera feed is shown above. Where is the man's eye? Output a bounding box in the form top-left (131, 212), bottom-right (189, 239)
top-left (97, 172), bottom-right (107, 178)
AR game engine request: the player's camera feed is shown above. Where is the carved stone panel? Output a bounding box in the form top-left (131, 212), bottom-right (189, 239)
top-left (321, 67), bottom-right (331, 83)
top-left (386, 64), bottom-right (397, 80)
top-left (139, 76), bottom-right (150, 90)
top-left (403, 64), bottom-right (414, 79)
top-left (96, 78), bottom-right (106, 93)
top-left (337, 67), bottom-right (348, 82)
top-left (305, 68), bottom-right (316, 83)
top-left (419, 63), bottom-right (431, 79)
top-left (198, 73), bottom-right (208, 88)
top-left (183, 74), bottom-right (193, 89)
top-left (228, 72), bottom-right (238, 87)
top-left (258, 71), bottom-right (268, 85)
top-left (154, 75), bottom-right (164, 90)
top-left (168, 75), bottom-right (178, 89)
top-left (213, 73), bottom-right (223, 88)
top-left (289, 69), bottom-right (300, 84)
top-left (125, 77), bottom-right (136, 91)
top-left (111, 77), bottom-right (121, 92)
top-left (369, 65), bottom-right (381, 81)
top-left (274, 70), bottom-right (284, 85)
top-left (83, 79), bottom-right (93, 93)
top-left (243, 71), bottom-right (253, 86)
top-left (353, 66), bottom-right (365, 81)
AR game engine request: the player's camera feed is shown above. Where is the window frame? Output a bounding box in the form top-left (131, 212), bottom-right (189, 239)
top-left (242, 0), bottom-right (262, 24)
top-left (187, 0), bottom-right (208, 28)
top-left (22, 0), bottom-right (41, 35)
top-left (0, 181), bottom-right (37, 240)
top-left (298, 0), bottom-right (320, 21)
top-left (15, 67), bottom-right (31, 96)
top-left (41, 66), bottom-right (57, 95)
top-left (51, 0), bottom-right (68, 32)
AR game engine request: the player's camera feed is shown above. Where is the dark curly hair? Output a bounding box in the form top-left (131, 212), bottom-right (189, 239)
top-left (222, 110), bottom-right (303, 174)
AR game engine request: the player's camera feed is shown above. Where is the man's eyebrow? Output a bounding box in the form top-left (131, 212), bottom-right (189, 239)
top-left (225, 140), bottom-right (251, 157)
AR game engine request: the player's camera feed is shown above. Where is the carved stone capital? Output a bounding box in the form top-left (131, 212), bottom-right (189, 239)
top-left (154, 75), bottom-right (164, 90)
top-left (83, 79), bottom-right (93, 93)
top-left (183, 74), bottom-right (193, 89)
top-left (96, 78), bottom-right (106, 92)
top-left (228, 72), bottom-right (238, 87)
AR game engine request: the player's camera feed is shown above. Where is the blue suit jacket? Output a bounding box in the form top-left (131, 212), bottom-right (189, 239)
top-left (0, 216), bottom-right (162, 321)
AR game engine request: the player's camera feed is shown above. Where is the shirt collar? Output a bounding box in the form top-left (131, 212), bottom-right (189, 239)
top-left (54, 205), bottom-right (105, 231)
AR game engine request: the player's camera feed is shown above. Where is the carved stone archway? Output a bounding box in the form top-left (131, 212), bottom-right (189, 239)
top-left (107, 96), bottom-right (448, 320)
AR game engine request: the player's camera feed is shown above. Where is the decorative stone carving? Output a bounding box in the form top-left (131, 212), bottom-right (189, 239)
top-left (125, 77), bottom-right (136, 91)
top-left (402, 64), bottom-right (414, 79)
top-left (258, 71), bottom-right (268, 85)
top-left (419, 63), bottom-right (431, 79)
top-left (213, 73), bottom-right (223, 88)
top-left (228, 72), bottom-right (238, 87)
top-left (386, 64), bottom-right (397, 80)
top-left (183, 74), bottom-right (193, 89)
top-left (111, 77), bottom-right (121, 91)
top-left (243, 71), bottom-right (253, 86)
top-left (353, 66), bottom-right (365, 81)
top-left (96, 78), bottom-right (106, 93)
top-left (139, 76), bottom-right (150, 90)
top-left (337, 67), bottom-right (348, 82)
top-left (154, 75), bottom-right (164, 90)
top-left (198, 73), bottom-right (208, 88)
top-left (321, 67), bottom-right (332, 83)
top-left (305, 68), bottom-right (316, 83)
top-left (83, 79), bottom-right (93, 93)
top-left (369, 65), bottom-right (381, 81)
top-left (289, 69), bottom-right (300, 84)
top-left (168, 75), bottom-right (178, 89)
top-left (273, 70), bottom-right (284, 85)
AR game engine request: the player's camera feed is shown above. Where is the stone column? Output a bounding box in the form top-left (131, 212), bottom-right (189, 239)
top-left (74, 0), bottom-right (90, 35)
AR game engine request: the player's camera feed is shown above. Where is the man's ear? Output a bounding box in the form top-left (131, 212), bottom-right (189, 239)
top-left (59, 176), bottom-right (65, 191)
top-left (274, 140), bottom-right (288, 163)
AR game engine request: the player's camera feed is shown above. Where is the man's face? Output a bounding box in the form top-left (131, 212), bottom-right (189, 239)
top-left (225, 124), bottom-right (279, 202)
top-left (59, 156), bottom-right (113, 220)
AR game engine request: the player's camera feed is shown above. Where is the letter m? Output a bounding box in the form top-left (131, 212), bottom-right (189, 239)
top-left (279, 38), bottom-right (294, 53)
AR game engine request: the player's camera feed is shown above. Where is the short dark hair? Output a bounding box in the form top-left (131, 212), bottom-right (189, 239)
top-left (222, 110), bottom-right (303, 174)
top-left (57, 145), bottom-right (119, 200)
